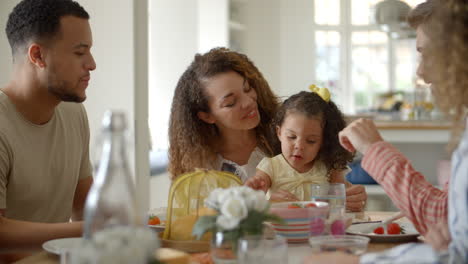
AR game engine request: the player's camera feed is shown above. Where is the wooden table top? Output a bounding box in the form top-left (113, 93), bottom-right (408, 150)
top-left (13, 211), bottom-right (420, 264)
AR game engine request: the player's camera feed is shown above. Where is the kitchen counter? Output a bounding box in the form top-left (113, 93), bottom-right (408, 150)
top-left (373, 120), bottom-right (450, 143)
top-left (375, 120), bottom-right (451, 130)
top-left (345, 117), bottom-right (450, 185)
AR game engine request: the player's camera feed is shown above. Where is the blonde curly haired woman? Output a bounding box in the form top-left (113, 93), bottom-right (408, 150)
top-left (306, 0), bottom-right (468, 263)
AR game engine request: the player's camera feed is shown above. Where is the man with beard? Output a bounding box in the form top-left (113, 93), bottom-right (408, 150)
top-left (0, 0), bottom-right (96, 260)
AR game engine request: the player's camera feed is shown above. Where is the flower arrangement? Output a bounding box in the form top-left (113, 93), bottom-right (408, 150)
top-left (192, 186), bottom-right (283, 244)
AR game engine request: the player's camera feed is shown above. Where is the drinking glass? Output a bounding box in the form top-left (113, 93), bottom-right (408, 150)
top-left (211, 231), bottom-right (237, 264)
top-left (311, 183), bottom-right (347, 235)
top-left (310, 183), bottom-right (346, 211)
top-left (237, 235), bottom-right (288, 264)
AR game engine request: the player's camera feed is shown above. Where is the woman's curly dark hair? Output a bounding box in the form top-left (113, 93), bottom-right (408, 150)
top-left (274, 91), bottom-right (354, 171)
top-left (168, 47), bottom-right (281, 179)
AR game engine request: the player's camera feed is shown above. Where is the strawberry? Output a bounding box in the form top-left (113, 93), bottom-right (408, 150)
top-left (305, 203), bottom-right (317, 208)
top-left (387, 223), bottom-right (401, 235)
top-left (373, 226), bottom-right (384, 234)
top-left (288, 203), bottom-right (302, 209)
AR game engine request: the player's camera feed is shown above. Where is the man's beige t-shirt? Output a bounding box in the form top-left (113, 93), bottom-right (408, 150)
top-left (0, 91), bottom-right (92, 223)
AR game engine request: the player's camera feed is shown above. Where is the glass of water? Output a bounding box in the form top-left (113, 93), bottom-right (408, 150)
top-left (237, 235), bottom-right (288, 264)
top-left (310, 183), bottom-right (346, 210)
top-left (311, 183), bottom-right (347, 235)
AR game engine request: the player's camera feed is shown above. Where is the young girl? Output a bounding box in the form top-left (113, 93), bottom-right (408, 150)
top-left (245, 87), bottom-right (354, 202)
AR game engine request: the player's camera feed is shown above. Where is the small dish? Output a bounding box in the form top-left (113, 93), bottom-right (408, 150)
top-left (309, 235), bottom-right (370, 255)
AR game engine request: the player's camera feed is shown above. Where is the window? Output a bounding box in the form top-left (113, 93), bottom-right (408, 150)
top-left (313, 0), bottom-right (425, 113)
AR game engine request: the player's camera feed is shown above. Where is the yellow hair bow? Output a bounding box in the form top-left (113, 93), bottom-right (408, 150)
top-left (308, 84), bottom-right (331, 102)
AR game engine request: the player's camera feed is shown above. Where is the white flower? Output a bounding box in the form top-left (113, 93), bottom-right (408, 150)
top-left (205, 188), bottom-right (223, 209)
top-left (252, 190), bottom-right (269, 212)
top-left (220, 196), bottom-right (248, 221)
top-left (216, 214), bottom-right (241, 230)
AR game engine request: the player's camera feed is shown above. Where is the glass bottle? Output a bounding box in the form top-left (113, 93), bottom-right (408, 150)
top-left (83, 110), bottom-right (138, 239)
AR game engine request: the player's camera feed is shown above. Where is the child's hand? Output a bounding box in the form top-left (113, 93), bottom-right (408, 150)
top-left (269, 190), bottom-right (299, 202)
top-left (245, 174), bottom-right (270, 192)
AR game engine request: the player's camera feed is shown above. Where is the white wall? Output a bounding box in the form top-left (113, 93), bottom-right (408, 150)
top-left (242, 0), bottom-right (315, 98)
top-left (198, 0), bottom-right (229, 54)
top-left (278, 0), bottom-right (315, 98)
top-left (243, 0), bottom-right (281, 96)
top-left (148, 0), bottom-right (200, 209)
top-left (0, 1), bottom-right (18, 87)
top-left (148, 0), bottom-right (198, 151)
top-left (76, 0), bottom-right (136, 171)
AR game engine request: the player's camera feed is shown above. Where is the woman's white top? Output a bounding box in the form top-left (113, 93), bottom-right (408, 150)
top-left (216, 148), bottom-right (265, 183)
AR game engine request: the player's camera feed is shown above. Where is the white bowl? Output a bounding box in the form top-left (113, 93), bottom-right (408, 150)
top-left (309, 235), bottom-right (370, 255)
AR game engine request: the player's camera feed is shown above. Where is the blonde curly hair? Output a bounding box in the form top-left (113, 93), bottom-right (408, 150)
top-left (168, 48), bottom-right (281, 179)
top-left (425, 0), bottom-right (468, 151)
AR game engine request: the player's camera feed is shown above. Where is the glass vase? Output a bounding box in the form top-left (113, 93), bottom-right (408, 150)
top-left (211, 231), bottom-right (238, 264)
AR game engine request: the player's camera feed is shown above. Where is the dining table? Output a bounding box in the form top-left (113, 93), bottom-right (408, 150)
top-left (13, 211), bottom-right (421, 264)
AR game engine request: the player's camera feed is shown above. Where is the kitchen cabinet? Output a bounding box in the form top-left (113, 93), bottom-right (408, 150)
top-left (376, 120), bottom-right (451, 143)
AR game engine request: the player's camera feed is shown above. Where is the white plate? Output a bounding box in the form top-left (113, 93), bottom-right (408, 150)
top-left (42, 237), bottom-right (84, 255)
top-left (346, 222), bottom-right (419, 243)
top-left (148, 224), bottom-right (165, 232)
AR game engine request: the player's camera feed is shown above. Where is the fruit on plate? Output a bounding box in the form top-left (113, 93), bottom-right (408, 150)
top-left (372, 223), bottom-right (404, 235)
top-left (373, 226), bottom-right (385, 234)
top-left (387, 223), bottom-right (403, 235)
top-left (148, 216), bottom-right (161, 226)
top-left (287, 202), bottom-right (317, 209)
top-left (287, 203), bottom-right (302, 209)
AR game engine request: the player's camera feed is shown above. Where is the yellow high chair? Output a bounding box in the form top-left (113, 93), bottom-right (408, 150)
top-left (162, 169), bottom-right (242, 252)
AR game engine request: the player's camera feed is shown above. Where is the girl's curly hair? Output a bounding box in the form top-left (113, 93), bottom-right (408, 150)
top-left (425, 0), bottom-right (468, 152)
top-left (168, 48), bottom-right (281, 179)
top-left (275, 91), bottom-right (354, 171)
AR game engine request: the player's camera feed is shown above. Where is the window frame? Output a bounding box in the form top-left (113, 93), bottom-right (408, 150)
top-left (311, 0), bottom-right (399, 113)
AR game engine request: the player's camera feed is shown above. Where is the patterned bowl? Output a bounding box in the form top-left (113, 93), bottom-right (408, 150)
top-left (269, 201), bottom-right (329, 243)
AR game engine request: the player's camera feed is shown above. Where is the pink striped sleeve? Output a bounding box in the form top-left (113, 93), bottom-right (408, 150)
top-left (361, 141), bottom-right (448, 236)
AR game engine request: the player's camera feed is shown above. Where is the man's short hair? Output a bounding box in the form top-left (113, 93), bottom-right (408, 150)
top-left (407, 0), bottom-right (436, 29)
top-left (5, 0), bottom-right (89, 55)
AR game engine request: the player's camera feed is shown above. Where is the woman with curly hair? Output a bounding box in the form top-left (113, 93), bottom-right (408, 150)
top-left (245, 90), bottom-right (355, 202)
top-left (306, 0), bottom-right (468, 263)
top-left (168, 47), bottom-right (281, 183)
top-left (168, 48), bottom-right (367, 210)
